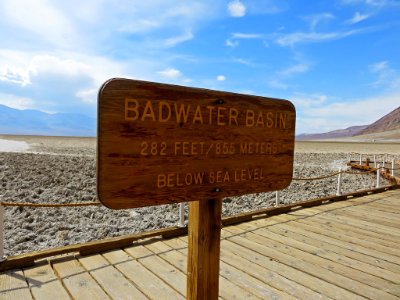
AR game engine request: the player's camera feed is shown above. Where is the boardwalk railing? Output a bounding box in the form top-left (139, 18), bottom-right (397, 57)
top-left (1, 153), bottom-right (399, 264)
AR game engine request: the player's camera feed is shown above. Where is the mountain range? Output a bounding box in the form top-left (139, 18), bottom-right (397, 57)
top-left (0, 104), bottom-right (96, 136)
top-left (297, 106), bottom-right (400, 141)
top-left (1, 104), bottom-right (399, 139)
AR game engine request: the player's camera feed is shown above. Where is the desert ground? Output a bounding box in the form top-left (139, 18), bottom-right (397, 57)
top-left (0, 135), bottom-right (399, 256)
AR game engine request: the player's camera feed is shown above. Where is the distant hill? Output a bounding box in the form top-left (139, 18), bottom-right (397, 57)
top-left (296, 125), bottom-right (368, 141)
top-left (358, 106), bottom-right (400, 135)
top-left (0, 104), bottom-right (96, 136)
top-left (297, 106), bottom-right (400, 141)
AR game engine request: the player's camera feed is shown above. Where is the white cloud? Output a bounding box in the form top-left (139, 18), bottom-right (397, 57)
top-left (291, 93), bottom-right (328, 109)
top-left (341, 0), bottom-right (400, 7)
top-left (157, 68), bottom-right (182, 79)
top-left (368, 61), bottom-right (400, 89)
top-left (347, 12), bottom-right (370, 24)
top-left (164, 29), bottom-right (194, 47)
top-left (304, 13), bottom-right (335, 30)
top-left (217, 75), bottom-right (226, 81)
top-left (228, 0), bottom-right (246, 17)
top-left (233, 58), bottom-right (254, 66)
top-left (225, 39), bottom-right (239, 47)
top-left (76, 88), bottom-right (97, 104)
top-left (29, 55), bottom-right (90, 78)
top-left (0, 93), bottom-right (34, 110)
top-left (232, 33), bottom-right (263, 39)
top-left (0, 66), bottom-right (30, 86)
top-left (276, 29), bottom-right (363, 47)
top-left (225, 32), bottom-right (264, 48)
top-left (295, 91), bottom-right (400, 133)
top-left (0, 0), bottom-right (78, 48)
top-left (278, 64), bottom-right (310, 77)
top-left (267, 80), bottom-right (288, 90)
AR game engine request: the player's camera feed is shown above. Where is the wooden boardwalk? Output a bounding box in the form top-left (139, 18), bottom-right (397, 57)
top-left (1, 189), bottom-right (400, 299)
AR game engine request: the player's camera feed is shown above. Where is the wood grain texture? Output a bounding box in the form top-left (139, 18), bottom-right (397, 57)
top-left (97, 79), bottom-right (296, 208)
top-left (187, 199), bottom-right (222, 300)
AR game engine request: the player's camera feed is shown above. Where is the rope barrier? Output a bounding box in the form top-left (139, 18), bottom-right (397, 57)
top-left (0, 202), bottom-right (100, 208)
top-left (292, 171), bottom-right (341, 181)
top-left (343, 170), bottom-right (376, 175)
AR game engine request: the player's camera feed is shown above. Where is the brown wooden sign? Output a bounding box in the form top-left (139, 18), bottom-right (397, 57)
top-left (97, 78), bottom-right (296, 209)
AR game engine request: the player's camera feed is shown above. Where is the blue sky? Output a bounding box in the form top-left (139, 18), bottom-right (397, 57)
top-left (0, 0), bottom-right (399, 134)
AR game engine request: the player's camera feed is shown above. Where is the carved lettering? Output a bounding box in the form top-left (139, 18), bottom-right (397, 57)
top-left (123, 99), bottom-right (291, 130)
top-left (159, 101), bottom-right (171, 122)
top-left (125, 99), bottom-right (139, 121)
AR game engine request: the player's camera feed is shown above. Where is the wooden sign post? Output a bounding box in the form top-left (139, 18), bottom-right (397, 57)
top-left (97, 78), bottom-right (296, 299)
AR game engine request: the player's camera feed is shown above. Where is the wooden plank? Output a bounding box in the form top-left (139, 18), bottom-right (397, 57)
top-left (102, 249), bottom-right (184, 300)
top-left (146, 240), bottom-right (262, 300)
top-left (293, 213), bottom-right (400, 257)
top-left (23, 260), bottom-right (70, 300)
top-left (219, 259), bottom-right (296, 299)
top-left (175, 235), bottom-right (360, 299)
top-left (288, 206), bottom-right (400, 248)
top-left (320, 198), bottom-right (400, 219)
top-left (316, 200), bottom-right (400, 225)
top-left (221, 239), bottom-right (361, 299)
top-left (78, 254), bottom-right (148, 300)
top-left (225, 227), bottom-right (394, 299)
top-left (226, 225), bottom-right (400, 297)
top-left (289, 207), bottom-right (400, 244)
top-left (0, 269), bottom-right (33, 299)
top-left (97, 78), bottom-right (296, 208)
top-left (275, 215), bottom-right (400, 265)
top-left (306, 213), bottom-right (400, 248)
top-left (51, 256), bottom-right (110, 300)
top-left (174, 237), bottom-right (296, 299)
top-left (357, 201), bottom-right (400, 214)
top-left (301, 206), bottom-right (400, 239)
top-left (224, 234), bottom-right (365, 299)
top-left (334, 207), bottom-right (400, 229)
top-left (219, 244), bottom-right (324, 299)
top-left (250, 225), bottom-right (400, 288)
top-left (124, 245), bottom-right (186, 297)
top-left (269, 221), bottom-right (400, 274)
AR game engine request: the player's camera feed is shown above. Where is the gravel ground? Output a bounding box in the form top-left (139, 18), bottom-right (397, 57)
top-left (0, 138), bottom-right (397, 256)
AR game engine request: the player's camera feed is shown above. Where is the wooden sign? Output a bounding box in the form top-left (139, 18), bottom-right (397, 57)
top-left (97, 78), bottom-right (296, 209)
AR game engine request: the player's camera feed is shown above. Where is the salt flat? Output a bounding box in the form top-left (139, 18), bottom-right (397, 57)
top-left (0, 135), bottom-right (398, 257)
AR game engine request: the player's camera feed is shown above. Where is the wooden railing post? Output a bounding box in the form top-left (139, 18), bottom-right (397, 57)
top-left (0, 205), bottom-right (5, 262)
top-left (336, 168), bottom-right (342, 196)
top-left (178, 202), bottom-right (186, 228)
top-left (392, 159), bottom-right (395, 177)
top-left (187, 198), bottom-right (222, 300)
top-left (275, 191), bottom-right (280, 206)
top-left (376, 164), bottom-right (381, 188)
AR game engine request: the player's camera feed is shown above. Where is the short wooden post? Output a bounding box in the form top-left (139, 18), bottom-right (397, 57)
top-left (187, 198), bottom-right (222, 300)
top-left (178, 202), bottom-right (185, 228)
top-left (374, 155), bottom-right (377, 168)
top-left (275, 191), bottom-right (280, 206)
top-left (0, 205), bottom-right (5, 262)
top-left (376, 164), bottom-right (381, 188)
top-left (336, 168), bottom-right (342, 196)
top-left (359, 154), bottom-right (362, 165)
top-left (392, 159), bottom-right (395, 177)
